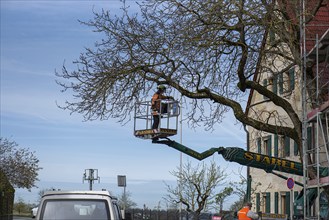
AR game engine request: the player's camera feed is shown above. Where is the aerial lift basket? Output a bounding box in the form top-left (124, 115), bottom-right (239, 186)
top-left (134, 100), bottom-right (180, 140)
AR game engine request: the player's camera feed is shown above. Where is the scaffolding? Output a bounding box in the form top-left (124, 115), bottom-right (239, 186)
top-left (302, 26), bottom-right (329, 219)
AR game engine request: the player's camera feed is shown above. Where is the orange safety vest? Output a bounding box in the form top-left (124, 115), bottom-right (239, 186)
top-left (151, 93), bottom-right (167, 114)
top-left (237, 207), bottom-right (252, 220)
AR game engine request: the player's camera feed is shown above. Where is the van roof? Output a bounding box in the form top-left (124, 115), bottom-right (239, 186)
top-left (42, 190), bottom-right (114, 198)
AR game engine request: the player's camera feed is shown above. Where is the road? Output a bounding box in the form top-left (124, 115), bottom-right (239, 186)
top-left (13, 216), bottom-right (33, 220)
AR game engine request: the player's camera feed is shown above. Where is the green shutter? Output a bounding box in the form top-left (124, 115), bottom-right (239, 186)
top-left (294, 191), bottom-right (298, 199)
top-left (294, 141), bottom-right (298, 156)
top-left (286, 192), bottom-right (290, 215)
top-left (267, 135), bottom-right (272, 156)
top-left (256, 193), bottom-right (260, 212)
top-left (263, 79), bottom-right (268, 100)
top-left (272, 75), bottom-right (278, 94)
top-left (266, 192), bottom-right (271, 213)
top-left (274, 134), bottom-right (278, 157)
top-left (289, 68), bottom-right (295, 91)
top-left (269, 30), bottom-right (275, 44)
top-left (279, 73), bottom-right (284, 94)
top-left (307, 127), bottom-right (312, 150)
top-left (257, 138), bottom-right (261, 154)
top-left (275, 192), bottom-right (279, 214)
top-left (285, 136), bottom-right (290, 157)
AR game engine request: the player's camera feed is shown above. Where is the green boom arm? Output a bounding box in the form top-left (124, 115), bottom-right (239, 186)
top-left (153, 138), bottom-right (329, 218)
top-left (154, 139), bottom-right (328, 177)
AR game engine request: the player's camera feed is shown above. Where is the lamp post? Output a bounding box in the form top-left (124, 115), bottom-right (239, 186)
top-left (179, 96), bottom-right (183, 220)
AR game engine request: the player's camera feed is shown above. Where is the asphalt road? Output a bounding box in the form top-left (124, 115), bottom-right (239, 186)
top-left (13, 216), bottom-right (33, 220)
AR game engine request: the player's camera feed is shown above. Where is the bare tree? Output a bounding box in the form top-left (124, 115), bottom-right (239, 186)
top-left (215, 186), bottom-right (233, 213)
top-left (117, 190), bottom-right (137, 210)
top-left (164, 160), bottom-right (227, 220)
top-left (0, 137), bottom-right (42, 190)
top-left (56, 0), bottom-right (326, 158)
top-left (55, 0), bottom-right (329, 202)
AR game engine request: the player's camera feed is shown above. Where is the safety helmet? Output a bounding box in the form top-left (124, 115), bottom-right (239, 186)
top-left (245, 202), bottom-right (252, 207)
top-left (157, 85), bottom-right (166, 90)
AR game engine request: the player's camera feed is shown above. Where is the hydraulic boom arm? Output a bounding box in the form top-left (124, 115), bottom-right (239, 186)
top-left (154, 138), bottom-right (328, 177)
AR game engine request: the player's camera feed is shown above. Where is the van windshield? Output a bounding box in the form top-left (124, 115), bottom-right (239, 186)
top-left (40, 199), bottom-right (110, 220)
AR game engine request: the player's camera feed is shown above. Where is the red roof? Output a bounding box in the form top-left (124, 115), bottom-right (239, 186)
top-left (304, 1), bottom-right (329, 52)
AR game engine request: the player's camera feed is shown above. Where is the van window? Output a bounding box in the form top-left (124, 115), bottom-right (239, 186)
top-left (112, 202), bottom-right (122, 220)
top-left (40, 199), bottom-right (110, 220)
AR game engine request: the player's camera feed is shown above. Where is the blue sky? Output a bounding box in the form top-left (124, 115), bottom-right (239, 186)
top-left (1, 0), bottom-right (246, 209)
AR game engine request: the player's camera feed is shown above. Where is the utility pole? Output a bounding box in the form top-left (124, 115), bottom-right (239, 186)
top-left (118, 175), bottom-right (127, 219)
top-left (83, 169), bottom-right (100, 190)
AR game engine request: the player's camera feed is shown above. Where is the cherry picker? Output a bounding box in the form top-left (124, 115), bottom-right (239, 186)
top-left (134, 100), bottom-right (328, 219)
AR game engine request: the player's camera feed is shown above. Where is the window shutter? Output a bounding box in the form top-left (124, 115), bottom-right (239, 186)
top-left (294, 141), bottom-right (299, 156)
top-left (267, 135), bottom-right (272, 156)
top-left (274, 134), bottom-right (278, 157)
top-left (279, 73), bottom-right (284, 94)
top-left (307, 127), bottom-right (312, 150)
top-left (274, 192), bottom-right (279, 214)
top-left (286, 192), bottom-right (290, 215)
top-left (285, 136), bottom-right (290, 157)
top-left (256, 193), bottom-right (260, 212)
top-left (266, 192), bottom-right (271, 213)
top-left (269, 29), bottom-right (275, 44)
top-left (263, 79), bottom-right (268, 100)
top-left (257, 138), bottom-right (261, 154)
top-left (289, 68), bottom-right (295, 91)
top-left (272, 75), bottom-right (278, 94)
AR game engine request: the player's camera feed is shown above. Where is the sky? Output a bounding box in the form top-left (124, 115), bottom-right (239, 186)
top-left (0, 0), bottom-right (246, 210)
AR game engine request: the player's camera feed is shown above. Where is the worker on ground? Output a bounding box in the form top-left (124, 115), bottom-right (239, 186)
top-left (151, 85), bottom-right (174, 138)
top-left (237, 202), bottom-right (259, 220)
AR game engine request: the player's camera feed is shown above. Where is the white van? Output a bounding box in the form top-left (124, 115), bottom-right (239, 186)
top-left (36, 190), bottom-right (123, 220)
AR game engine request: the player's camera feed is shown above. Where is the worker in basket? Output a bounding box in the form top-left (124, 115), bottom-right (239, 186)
top-left (151, 85), bottom-right (174, 136)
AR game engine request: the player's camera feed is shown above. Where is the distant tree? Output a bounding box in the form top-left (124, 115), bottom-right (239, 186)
top-left (13, 197), bottom-right (32, 215)
top-left (0, 137), bottom-right (42, 190)
top-left (37, 187), bottom-right (56, 203)
top-left (117, 190), bottom-right (137, 210)
top-left (215, 186), bottom-right (233, 213)
top-left (229, 169), bottom-right (262, 211)
top-left (164, 160), bottom-right (227, 220)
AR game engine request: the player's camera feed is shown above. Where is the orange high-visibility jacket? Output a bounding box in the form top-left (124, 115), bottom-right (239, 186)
top-left (151, 93), bottom-right (168, 114)
top-left (237, 207), bottom-right (252, 220)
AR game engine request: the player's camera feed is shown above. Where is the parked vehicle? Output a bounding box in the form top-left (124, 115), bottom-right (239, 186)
top-left (31, 207), bottom-right (38, 218)
top-left (36, 190), bottom-right (123, 220)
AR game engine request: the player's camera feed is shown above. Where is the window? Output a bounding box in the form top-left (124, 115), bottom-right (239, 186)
top-left (262, 192), bottom-right (271, 213)
top-left (274, 134), bottom-right (279, 157)
top-left (275, 192), bottom-right (279, 214)
top-left (257, 138), bottom-right (261, 154)
top-left (284, 136), bottom-right (290, 157)
top-left (263, 135), bottom-right (272, 156)
top-left (281, 193), bottom-right (287, 215)
top-left (263, 79), bottom-right (269, 100)
top-left (41, 200), bottom-right (110, 220)
top-left (279, 136), bottom-right (290, 157)
top-left (278, 73), bottom-right (284, 95)
top-left (276, 67), bottom-right (295, 96)
top-left (112, 202), bottom-right (121, 220)
top-left (272, 75), bottom-right (278, 94)
top-left (269, 29), bottom-right (276, 45)
top-left (288, 68), bottom-right (295, 91)
top-left (294, 141), bottom-right (299, 156)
